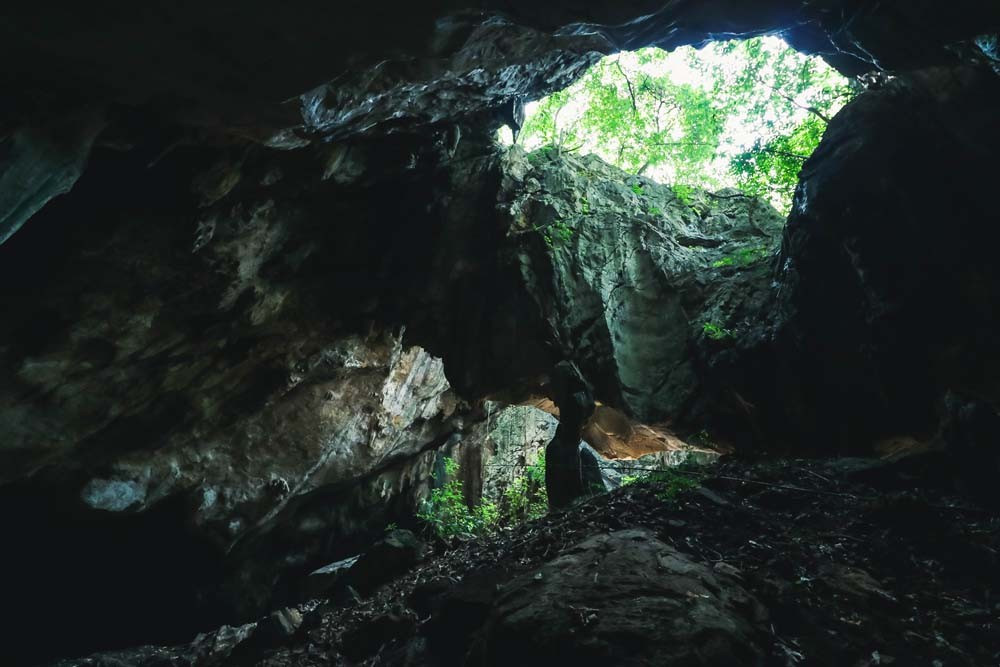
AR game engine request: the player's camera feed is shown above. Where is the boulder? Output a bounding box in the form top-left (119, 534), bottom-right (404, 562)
top-left (473, 528), bottom-right (768, 666)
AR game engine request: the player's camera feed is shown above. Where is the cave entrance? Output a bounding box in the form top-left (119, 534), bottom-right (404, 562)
top-left (499, 36), bottom-right (857, 214)
top-left (473, 399), bottom-right (720, 514)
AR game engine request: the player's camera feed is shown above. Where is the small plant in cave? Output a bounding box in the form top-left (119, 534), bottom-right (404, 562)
top-left (621, 465), bottom-right (702, 502)
top-left (673, 184), bottom-right (696, 207)
top-left (534, 218), bottom-right (575, 247)
top-left (737, 245), bottom-right (770, 265)
top-left (630, 183), bottom-right (644, 196)
top-left (507, 36), bottom-right (857, 213)
top-left (713, 245), bottom-right (770, 269)
top-left (702, 322), bottom-right (732, 340)
top-left (501, 451), bottom-right (548, 524)
top-left (417, 458), bottom-right (498, 540)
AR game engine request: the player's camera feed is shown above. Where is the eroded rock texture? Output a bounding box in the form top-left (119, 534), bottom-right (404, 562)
top-left (501, 147), bottom-right (784, 424)
top-left (1, 1), bottom-right (999, 664)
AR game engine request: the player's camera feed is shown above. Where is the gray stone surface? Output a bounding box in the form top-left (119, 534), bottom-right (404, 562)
top-left (476, 528), bottom-right (768, 666)
top-left (501, 146), bottom-right (784, 424)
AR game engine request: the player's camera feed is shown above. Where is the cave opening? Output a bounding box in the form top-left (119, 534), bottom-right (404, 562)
top-left (499, 36), bottom-right (857, 213)
top-left (1, 3), bottom-right (999, 665)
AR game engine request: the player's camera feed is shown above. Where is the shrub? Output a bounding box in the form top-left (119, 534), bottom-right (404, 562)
top-left (673, 184), bottom-right (695, 206)
top-left (501, 451), bottom-right (548, 524)
top-left (620, 465), bottom-right (702, 502)
top-left (418, 458), bottom-right (498, 540)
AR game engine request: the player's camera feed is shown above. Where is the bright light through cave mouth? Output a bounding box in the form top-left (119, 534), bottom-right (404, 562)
top-left (498, 36), bottom-right (856, 213)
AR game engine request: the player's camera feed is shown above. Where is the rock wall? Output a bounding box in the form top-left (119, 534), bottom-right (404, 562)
top-left (500, 147), bottom-right (784, 426)
top-left (766, 65), bottom-right (1000, 453)
top-left (0, 2), bottom-right (998, 663)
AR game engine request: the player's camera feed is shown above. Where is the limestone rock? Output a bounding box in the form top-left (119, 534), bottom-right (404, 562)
top-left (501, 147), bottom-right (784, 425)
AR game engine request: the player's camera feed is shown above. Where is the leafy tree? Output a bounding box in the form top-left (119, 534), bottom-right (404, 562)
top-left (515, 37), bottom-right (858, 213)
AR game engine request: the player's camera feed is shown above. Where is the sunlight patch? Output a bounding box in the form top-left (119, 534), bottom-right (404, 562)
top-left (499, 37), bottom-right (856, 213)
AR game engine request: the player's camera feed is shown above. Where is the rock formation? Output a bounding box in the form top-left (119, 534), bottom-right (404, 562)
top-left (0, 1), bottom-right (998, 663)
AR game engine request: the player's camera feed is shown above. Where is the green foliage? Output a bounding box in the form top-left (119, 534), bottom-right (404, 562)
top-left (418, 455), bottom-right (548, 540)
top-left (648, 206), bottom-right (663, 217)
top-left (630, 183), bottom-right (644, 196)
top-left (621, 466), bottom-right (702, 502)
top-left (534, 218), bottom-right (574, 247)
top-left (531, 220), bottom-right (573, 247)
top-left (713, 245), bottom-right (769, 269)
top-left (501, 451), bottom-right (548, 524)
top-left (737, 245), bottom-right (769, 266)
top-left (702, 322), bottom-right (732, 340)
top-left (516, 37), bottom-right (857, 213)
top-left (418, 458), bottom-right (498, 540)
top-left (673, 184), bottom-right (695, 207)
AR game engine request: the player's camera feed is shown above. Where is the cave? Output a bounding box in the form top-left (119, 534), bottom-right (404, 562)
top-left (1, 3), bottom-right (999, 666)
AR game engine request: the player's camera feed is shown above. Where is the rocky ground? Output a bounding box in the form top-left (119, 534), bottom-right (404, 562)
top-left (60, 454), bottom-right (1000, 667)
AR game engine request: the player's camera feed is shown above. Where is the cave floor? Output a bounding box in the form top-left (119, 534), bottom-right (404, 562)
top-left (65, 456), bottom-right (999, 666)
top-left (270, 458), bottom-right (998, 667)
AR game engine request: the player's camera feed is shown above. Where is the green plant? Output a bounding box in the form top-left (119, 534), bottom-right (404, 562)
top-left (736, 245), bottom-right (769, 266)
top-left (418, 458), bottom-right (498, 540)
top-left (384, 522), bottom-right (398, 533)
top-left (712, 256), bottom-right (735, 268)
top-left (501, 451), bottom-right (548, 524)
top-left (526, 144), bottom-right (558, 167)
top-left (648, 206), bottom-right (663, 216)
top-left (620, 466), bottom-right (702, 502)
top-left (630, 183), bottom-right (644, 196)
top-left (702, 322), bottom-right (732, 340)
top-left (535, 218), bottom-right (575, 247)
top-left (673, 184), bottom-right (695, 206)
top-left (580, 196), bottom-right (591, 214)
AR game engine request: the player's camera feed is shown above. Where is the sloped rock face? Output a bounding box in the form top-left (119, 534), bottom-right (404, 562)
top-left (760, 65), bottom-right (1000, 454)
top-left (500, 147), bottom-right (784, 426)
top-left (0, 132), bottom-right (489, 663)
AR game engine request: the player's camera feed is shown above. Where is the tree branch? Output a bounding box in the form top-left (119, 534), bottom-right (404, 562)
top-left (614, 58), bottom-right (639, 117)
top-left (758, 77), bottom-right (831, 123)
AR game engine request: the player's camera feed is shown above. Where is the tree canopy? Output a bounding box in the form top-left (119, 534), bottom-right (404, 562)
top-left (510, 37), bottom-right (858, 213)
